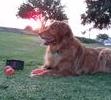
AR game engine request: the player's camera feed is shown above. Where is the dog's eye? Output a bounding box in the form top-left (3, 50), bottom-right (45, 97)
top-left (50, 26), bottom-right (55, 30)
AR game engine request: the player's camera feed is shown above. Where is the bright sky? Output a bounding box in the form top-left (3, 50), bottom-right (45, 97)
top-left (0, 0), bottom-right (109, 38)
top-left (0, 0), bottom-right (40, 29)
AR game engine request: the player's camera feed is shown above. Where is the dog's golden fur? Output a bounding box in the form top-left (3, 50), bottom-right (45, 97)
top-left (38, 21), bottom-right (111, 76)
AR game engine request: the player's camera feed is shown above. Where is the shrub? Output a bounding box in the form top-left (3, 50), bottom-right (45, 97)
top-left (76, 37), bottom-right (96, 44)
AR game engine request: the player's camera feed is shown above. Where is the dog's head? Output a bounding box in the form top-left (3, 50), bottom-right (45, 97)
top-left (38, 21), bottom-right (73, 45)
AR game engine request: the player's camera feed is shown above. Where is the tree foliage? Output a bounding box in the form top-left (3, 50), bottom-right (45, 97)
top-left (81, 0), bottom-right (111, 29)
top-left (96, 33), bottom-right (109, 40)
top-left (17, 0), bottom-right (68, 22)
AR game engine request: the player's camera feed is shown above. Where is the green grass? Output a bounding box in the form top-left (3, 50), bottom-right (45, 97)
top-left (0, 32), bottom-right (111, 100)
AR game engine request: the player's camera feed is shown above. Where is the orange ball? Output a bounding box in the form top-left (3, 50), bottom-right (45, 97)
top-left (4, 66), bottom-right (15, 76)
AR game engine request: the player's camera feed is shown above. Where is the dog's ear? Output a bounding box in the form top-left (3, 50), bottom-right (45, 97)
top-left (58, 21), bottom-right (73, 37)
top-left (50, 21), bottom-right (69, 33)
top-left (50, 21), bottom-right (73, 37)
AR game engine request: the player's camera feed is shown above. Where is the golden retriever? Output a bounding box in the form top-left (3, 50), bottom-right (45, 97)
top-left (31, 21), bottom-right (111, 76)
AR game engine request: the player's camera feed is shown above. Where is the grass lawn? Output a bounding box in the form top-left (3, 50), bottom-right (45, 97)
top-left (0, 32), bottom-right (111, 100)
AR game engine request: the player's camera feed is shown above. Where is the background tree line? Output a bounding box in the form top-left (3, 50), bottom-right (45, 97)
top-left (17, 0), bottom-right (111, 37)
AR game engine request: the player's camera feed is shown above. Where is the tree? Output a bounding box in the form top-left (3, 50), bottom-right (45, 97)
top-left (24, 25), bottom-right (39, 35)
top-left (96, 34), bottom-right (109, 40)
top-left (17, 0), bottom-right (68, 27)
top-left (81, 0), bottom-right (111, 29)
top-left (24, 25), bottom-right (33, 31)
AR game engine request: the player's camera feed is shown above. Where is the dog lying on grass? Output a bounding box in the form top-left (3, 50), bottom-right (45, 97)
top-left (31, 21), bottom-right (111, 77)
